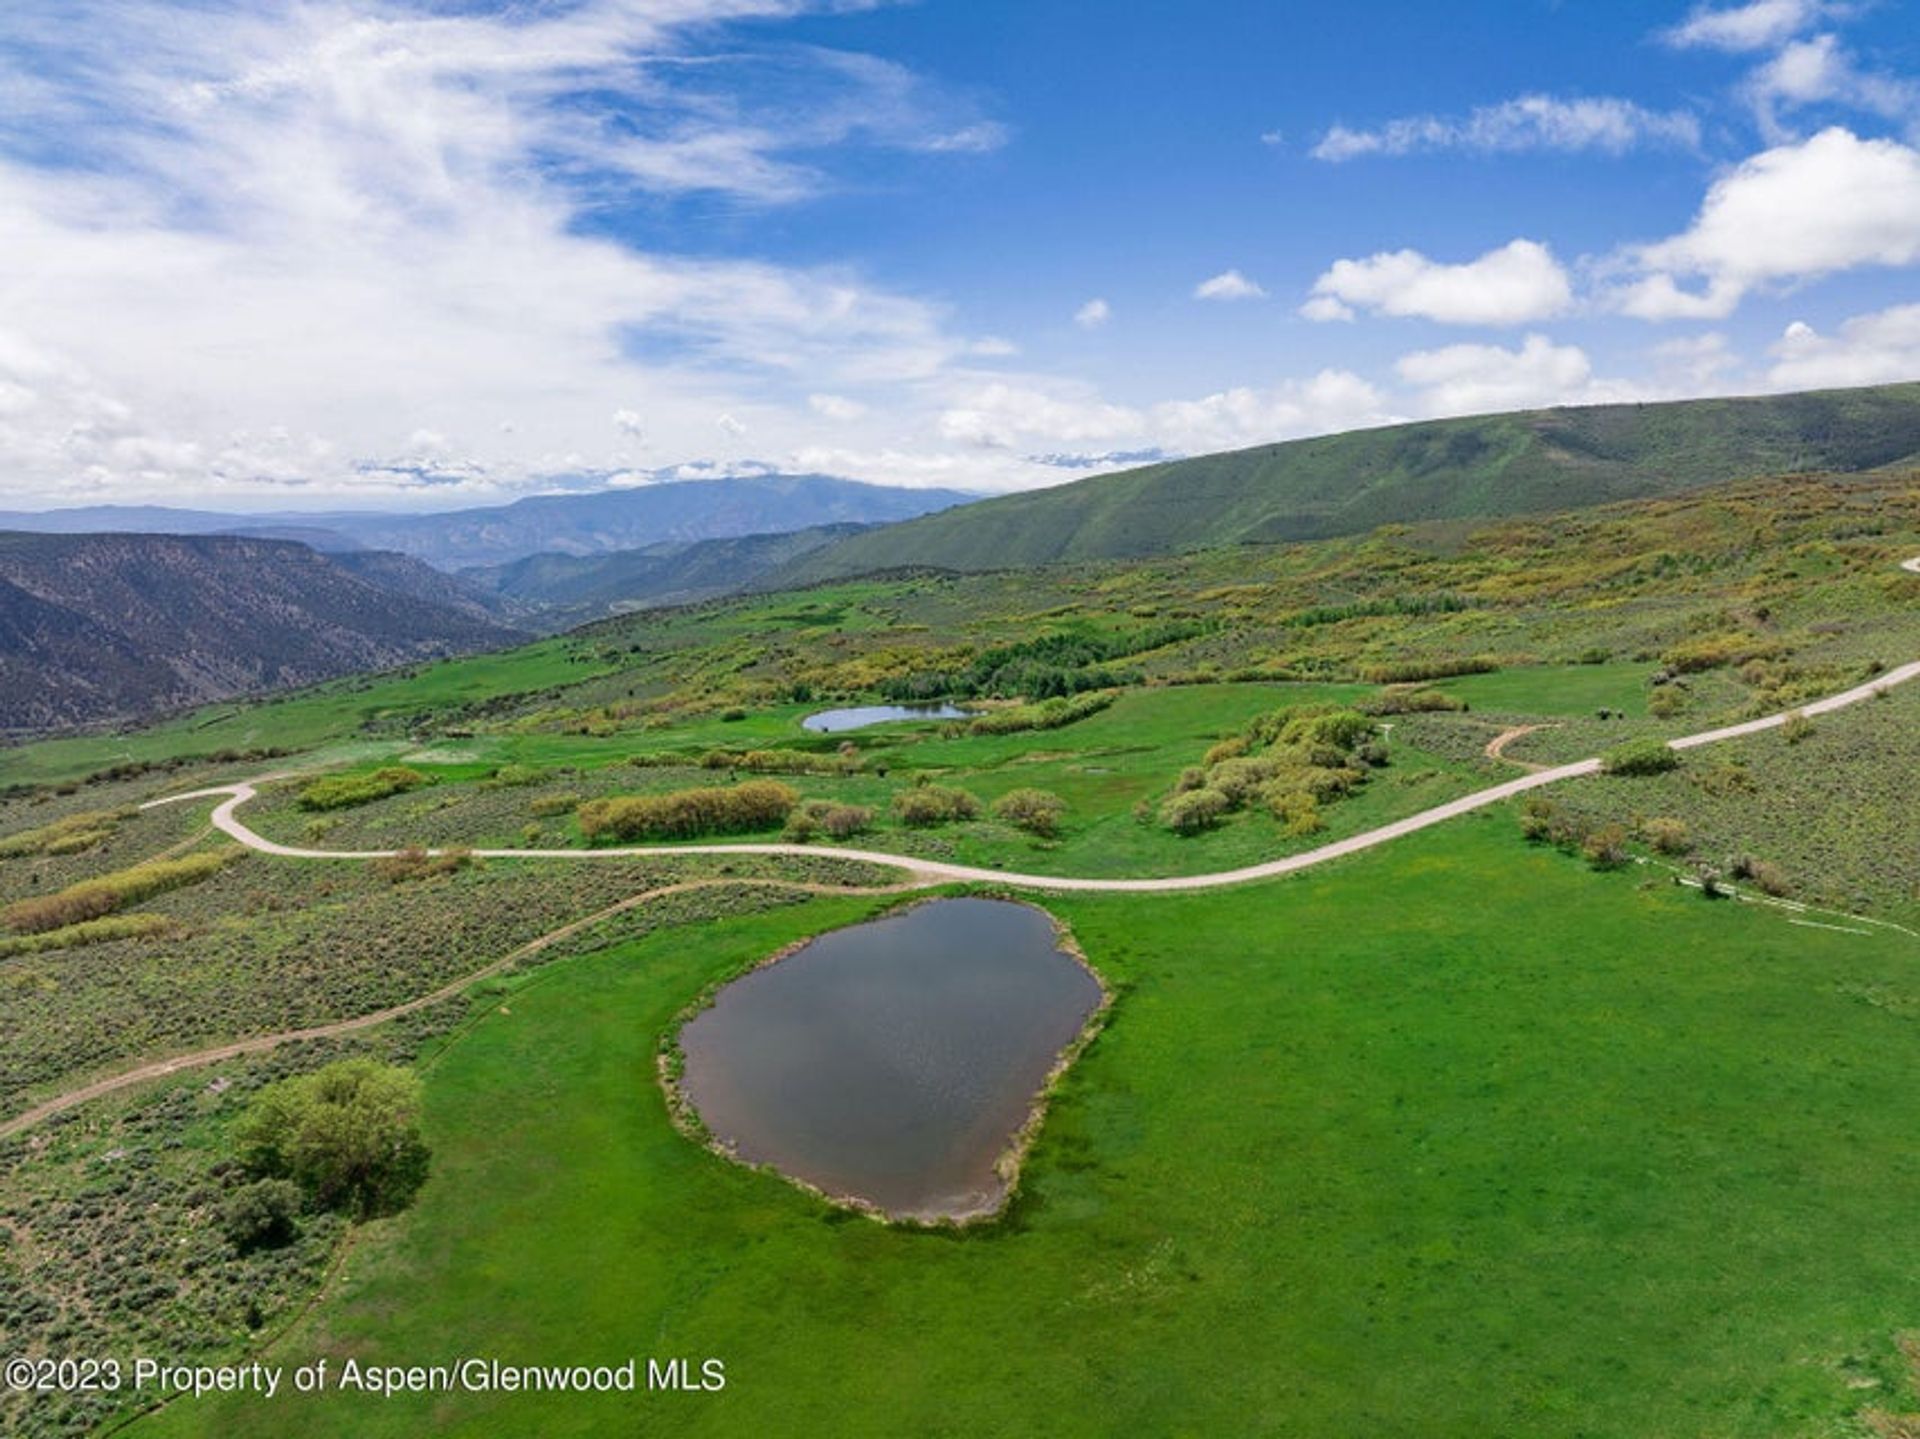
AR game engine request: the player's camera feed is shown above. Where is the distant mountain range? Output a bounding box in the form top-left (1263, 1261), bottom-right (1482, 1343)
top-left (0, 474), bottom-right (975, 570)
top-left (778, 382), bottom-right (1920, 580)
top-left (0, 533), bottom-right (519, 734)
top-left (459, 523), bottom-right (869, 629)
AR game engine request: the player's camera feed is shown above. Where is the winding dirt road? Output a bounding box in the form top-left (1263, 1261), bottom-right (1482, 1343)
top-left (146, 648), bottom-right (1920, 895)
top-left (7, 555), bottom-right (1913, 1138)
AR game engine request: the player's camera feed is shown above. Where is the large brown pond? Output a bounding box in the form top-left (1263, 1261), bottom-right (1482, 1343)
top-left (676, 899), bottom-right (1103, 1221)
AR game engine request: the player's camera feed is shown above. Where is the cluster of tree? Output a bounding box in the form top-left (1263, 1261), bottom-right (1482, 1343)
top-left (1357, 656), bottom-right (1497, 685)
top-left (2, 848), bottom-right (236, 935)
top-left (578, 780), bottom-right (799, 841)
top-left (298, 766), bottom-right (430, 812)
top-left (991, 788), bottom-right (1068, 838)
top-left (1280, 593), bottom-right (1472, 629)
top-left (0, 807), bottom-right (131, 858)
top-left (227, 1059), bottom-right (429, 1246)
top-left (1159, 705), bottom-right (1383, 836)
top-left (891, 784), bottom-right (982, 827)
top-left (961, 691), bottom-right (1114, 736)
top-left (782, 800), bottom-right (875, 843)
top-left (878, 621), bottom-right (1206, 703)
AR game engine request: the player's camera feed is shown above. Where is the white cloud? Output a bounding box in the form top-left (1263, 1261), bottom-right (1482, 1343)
top-left (1650, 332), bottom-right (1743, 389)
top-left (1304, 239), bottom-right (1573, 326)
top-left (1614, 128), bottom-right (1920, 320)
top-left (1312, 95), bottom-right (1700, 162)
top-left (914, 122), bottom-right (1010, 154)
top-left (808, 393), bottom-right (867, 421)
top-left (1395, 335), bottom-right (1618, 415)
top-left (0, 0), bottom-right (1012, 506)
top-left (1194, 269), bottom-right (1268, 301)
top-left (1766, 304), bottom-right (1920, 388)
top-left (612, 409), bottom-right (646, 439)
top-left (1074, 298), bottom-right (1112, 329)
top-left (1745, 34), bottom-right (1920, 138)
top-left (717, 413), bottom-right (747, 437)
top-left (1662, 0), bottom-right (1831, 52)
top-left (933, 371), bottom-right (1392, 456)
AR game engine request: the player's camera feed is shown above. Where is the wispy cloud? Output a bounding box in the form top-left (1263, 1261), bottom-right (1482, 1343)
top-left (1312, 94), bottom-right (1700, 162)
top-left (0, 0), bottom-right (1011, 504)
top-left (1661, 0), bottom-right (1834, 53)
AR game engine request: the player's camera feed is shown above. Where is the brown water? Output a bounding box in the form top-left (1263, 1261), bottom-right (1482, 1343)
top-left (677, 899), bottom-right (1102, 1220)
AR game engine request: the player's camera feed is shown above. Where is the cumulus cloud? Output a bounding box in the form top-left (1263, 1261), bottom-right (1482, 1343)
top-left (1304, 240), bottom-right (1573, 326)
top-left (1074, 298), bottom-right (1112, 329)
top-left (1662, 0), bottom-right (1832, 52)
top-left (1766, 305), bottom-right (1920, 388)
top-left (1613, 128), bottom-right (1920, 319)
top-left (1745, 34), bottom-right (1920, 138)
top-left (1194, 269), bottom-right (1268, 301)
top-left (1312, 95), bottom-right (1700, 162)
top-left (612, 409), bottom-right (646, 439)
top-left (933, 370), bottom-right (1392, 456)
top-left (1395, 335), bottom-right (1623, 416)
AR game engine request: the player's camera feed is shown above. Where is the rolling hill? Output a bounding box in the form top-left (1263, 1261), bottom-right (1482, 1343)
top-left (459, 523), bottom-right (871, 629)
top-left (778, 382), bottom-right (1920, 580)
top-left (0, 533), bottom-right (520, 733)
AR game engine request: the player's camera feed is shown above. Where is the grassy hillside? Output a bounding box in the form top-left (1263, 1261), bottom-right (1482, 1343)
top-left (785, 381), bottom-right (1920, 578)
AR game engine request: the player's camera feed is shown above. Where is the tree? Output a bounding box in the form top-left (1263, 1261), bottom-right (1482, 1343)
top-left (238, 1059), bottom-right (430, 1219)
top-left (219, 1178), bottom-right (303, 1252)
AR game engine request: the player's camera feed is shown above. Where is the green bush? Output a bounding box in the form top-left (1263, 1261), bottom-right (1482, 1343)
top-left (298, 767), bottom-right (429, 812)
top-left (1602, 739), bottom-right (1681, 777)
top-left (0, 911), bottom-right (179, 957)
top-left (2, 849), bottom-right (238, 935)
top-left (0, 808), bottom-right (131, 858)
top-left (891, 785), bottom-right (982, 827)
top-left (991, 788), bottom-right (1068, 837)
top-left (1641, 817), bottom-right (1692, 855)
top-left (578, 781), bottom-right (800, 841)
top-left (965, 691), bottom-right (1115, 736)
top-left (219, 1178), bottom-right (304, 1252)
top-left (1160, 787), bottom-right (1230, 834)
top-left (238, 1059), bottom-right (429, 1219)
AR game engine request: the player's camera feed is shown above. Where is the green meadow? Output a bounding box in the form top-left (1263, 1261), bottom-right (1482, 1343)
top-left (137, 823), bottom-right (1920, 1438)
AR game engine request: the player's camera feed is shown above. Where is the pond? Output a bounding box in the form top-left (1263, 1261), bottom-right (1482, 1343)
top-left (675, 899), bottom-right (1105, 1222)
top-left (799, 702), bottom-right (977, 733)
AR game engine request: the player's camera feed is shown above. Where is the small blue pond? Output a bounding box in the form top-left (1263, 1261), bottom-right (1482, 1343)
top-left (800, 702), bottom-right (977, 733)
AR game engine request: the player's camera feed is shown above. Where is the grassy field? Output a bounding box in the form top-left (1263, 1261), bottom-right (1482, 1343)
top-left (130, 821), bottom-right (1920, 1438)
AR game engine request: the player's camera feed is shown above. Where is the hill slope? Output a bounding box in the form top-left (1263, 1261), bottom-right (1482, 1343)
top-left (460, 523), bottom-right (870, 628)
top-left (781, 382), bottom-right (1920, 580)
top-left (0, 533), bottom-right (519, 733)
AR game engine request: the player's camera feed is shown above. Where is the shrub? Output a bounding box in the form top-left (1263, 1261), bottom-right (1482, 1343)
top-left (219, 1178), bottom-right (303, 1252)
top-left (891, 785), bottom-right (982, 827)
top-left (528, 793), bottom-right (579, 818)
top-left (991, 788), bottom-right (1068, 837)
top-left (0, 808), bottom-right (131, 858)
top-left (1358, 656), bottom-right (1496, 684)
top-left (2, 849), bottom-right (238, 934)
top-left (965, 691), bottom-right (1115, 736)
top-left (1358, 688), bottom-right (1466, 716)
top-left (1746, 859), bottom-right (1792, 897)
top-left (1641, 817), bottom-right (1692, 855)
top-left (1263, 785), bottom-right (1322, 837)
top-left (488, 763), bottom-right (546, 787)
top-left (0, 912), bottom-right (179, 958)
top-left (298, 767), bottom-right (429, 811)
top-left (1582, 823), bottom-right (1630, 870)
top-left (1602, 739), bottom-right (1681, 777)
top-left (1781, 711), bottom-right (1815, 745)
top-left (238, 1059), bottom-right (429, 1218)
top-left (578, 781), bottom-right (800, 841)
top-left (1160, 788), bottom-right (1230, 834)
top-left (1203, 736), bottom-right (1250, 765)
top-left (371, 846), bottom-right (473, 884)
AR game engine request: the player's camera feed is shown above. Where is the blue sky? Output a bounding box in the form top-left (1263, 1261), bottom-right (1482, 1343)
top-left (0, 0), bottom-right (1917, 508)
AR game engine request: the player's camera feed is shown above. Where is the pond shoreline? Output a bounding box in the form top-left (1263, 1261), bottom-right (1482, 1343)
top-left (657, 891), bottom-right (1111, 1227)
